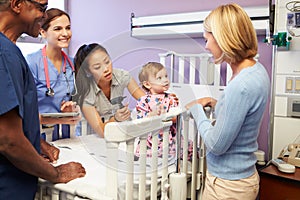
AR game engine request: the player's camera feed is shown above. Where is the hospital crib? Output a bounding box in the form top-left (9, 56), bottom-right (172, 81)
top-left (35, 51), bottom-right (227, 199)
top-left (35, 108), bottom-right (208, 200)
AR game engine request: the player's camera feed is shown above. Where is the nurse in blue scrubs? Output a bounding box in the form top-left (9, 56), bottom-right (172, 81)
top-left (27, 8), bottom-right (80, 141)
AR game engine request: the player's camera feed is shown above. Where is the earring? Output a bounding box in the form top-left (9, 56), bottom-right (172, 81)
top-left (86, 73), bottom-right (92, 78)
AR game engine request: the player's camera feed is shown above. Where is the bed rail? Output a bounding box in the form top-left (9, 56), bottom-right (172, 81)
top-left (35, 109), bottom-right (205, 200)
top-left (104, 108), bottom-right (205, 200)
top-left (159, 51), bottom-right (219, 86)
top-left (104, 115), bottom-right (172, 200)
top-left (159, 51), bottom-right (231, 105)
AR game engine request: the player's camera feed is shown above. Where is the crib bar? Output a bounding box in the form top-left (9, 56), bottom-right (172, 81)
top-left (51, 188), bottom-right (59, 200)
top-left (161, 123), bottom-right (171, 200)
top-left (206, 56), bottom-right (214, 85)
top-left (214, 63), bottom-right (221, 87)
top-left (160, 54), bottom-right (173, 83)
top-left (159, 52), bottom-right (173, 83)
top-left (81, 119), bottom-right (87, 136)
top-left (35, 184), bottom-right (46, 200)
top-left (160, 56), bottom-right (166, 68)
top-left (151, 131), bottom-right (158, 200)
top-left (201, 54), bottom-right (214, 85)
top-left (40, 125), bottom-right (54, 142)
top-left (178, 56), bottom-right (185, 84)
top-left (199, 55), bottom-right (208, 85)
top-left (126, 140), bottom-right (134, 200)
top-left (198, 127), bottom-right (206, 175)
top-left (226, 63), bottom-right (232, 85)
top-left (170, 54), bottom-right (174, 83)
top-left (198, 124), bottom-right (206, 200)
top-left (139, 137), bottom-right (147, 200)
top-left (175, 113), bottom-right (183, 174)
top-left (70, 125), bottom-right (76, 139)
top-left (190, 118), bottom-right (199, 200)
top-left (189, 57), bottom-right (196, 84)
top-left (106, 142), bottom-right (119, 200)
top-left (182, 114), bottom-right (189, 174)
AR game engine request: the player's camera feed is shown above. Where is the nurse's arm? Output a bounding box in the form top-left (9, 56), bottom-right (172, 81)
top-left (127, 78), bottom-right (145, 100)
top-left (81, 104), bottom-right (124, 138)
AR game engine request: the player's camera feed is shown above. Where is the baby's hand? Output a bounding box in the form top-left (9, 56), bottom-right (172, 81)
top-left (169, 93), bottom-right (179, 105)
top-left (148, 104), bottom-right (166, 117)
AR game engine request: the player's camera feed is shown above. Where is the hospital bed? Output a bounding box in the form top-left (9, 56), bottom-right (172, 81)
top-left (35, 51), bottom-right (226, 200)
top-left (36, 109), bottom-right (206, 200)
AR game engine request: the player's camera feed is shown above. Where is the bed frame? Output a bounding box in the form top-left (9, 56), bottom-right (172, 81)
top-left (35, 109), bottom-right (206, 200)
top-left (35, 51), bottom-right (226, 200)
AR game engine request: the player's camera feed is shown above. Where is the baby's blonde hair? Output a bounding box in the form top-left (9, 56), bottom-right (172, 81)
top-left (139, 62), bottom-right (165, 92)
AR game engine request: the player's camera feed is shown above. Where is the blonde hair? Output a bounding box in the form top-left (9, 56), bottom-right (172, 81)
top-left (203, 3), bottom-right (257, 64)
top-left (138, 62), bottom-right (165, 92)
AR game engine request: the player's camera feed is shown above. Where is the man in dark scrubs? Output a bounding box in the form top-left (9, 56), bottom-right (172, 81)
top-left (0, 0), bottom-right (86, 199)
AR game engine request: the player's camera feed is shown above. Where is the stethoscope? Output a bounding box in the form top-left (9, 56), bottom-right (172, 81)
top-left (42, 45), bottom-right (77, 97)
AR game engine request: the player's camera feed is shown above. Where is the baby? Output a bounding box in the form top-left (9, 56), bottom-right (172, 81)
top-left (135, 62), bottom-right (193, 160)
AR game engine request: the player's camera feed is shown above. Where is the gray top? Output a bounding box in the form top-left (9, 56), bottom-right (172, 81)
top-left (84, 68), bottom-right (131, 122)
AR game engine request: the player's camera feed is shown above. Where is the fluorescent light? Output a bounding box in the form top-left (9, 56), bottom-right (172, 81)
top-left (131, 6), bottom-right (269, 39)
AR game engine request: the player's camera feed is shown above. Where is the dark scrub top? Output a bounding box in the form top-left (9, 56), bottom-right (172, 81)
top-left (0, 32), bottom-right (40, 199)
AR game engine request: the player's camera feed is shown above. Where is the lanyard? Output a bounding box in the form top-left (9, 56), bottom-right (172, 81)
top-left (42, 45), bottom-right (75, 95)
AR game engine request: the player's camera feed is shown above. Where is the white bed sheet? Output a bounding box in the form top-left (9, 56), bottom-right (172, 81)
top-left (40, 134), bottom-right (178, 200)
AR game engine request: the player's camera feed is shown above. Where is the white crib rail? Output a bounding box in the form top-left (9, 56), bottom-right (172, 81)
top-left (104, 108), bottom-right (205, 200)
top-left (159, 51), bottom-right (221, 85)
top-left (35, 109), bottom-right (205, 200)
top-left (104, 116), bottom-right (172, 200)
top-left (177, 110), bottom-right (206, 200)
top-left (159, 51), bottom-right (228, 104)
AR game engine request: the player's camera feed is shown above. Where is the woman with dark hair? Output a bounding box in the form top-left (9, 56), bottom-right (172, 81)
top-left (73, 43), bottom-right (145, 137)
top-left (27, 8), bottom-right (80, 141)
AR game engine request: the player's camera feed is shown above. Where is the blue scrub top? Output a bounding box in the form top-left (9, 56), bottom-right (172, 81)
top-left (26, 49), bottom-right (75, 113)
top-left (0, 33), bottom-right (40, 199)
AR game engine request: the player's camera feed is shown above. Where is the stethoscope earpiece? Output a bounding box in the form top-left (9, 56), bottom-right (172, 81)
top-left (45, 87), bottom-right (55, 97)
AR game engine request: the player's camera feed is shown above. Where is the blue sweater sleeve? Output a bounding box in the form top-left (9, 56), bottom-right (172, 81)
top-left (190, 84), bottom-right (250, 155)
